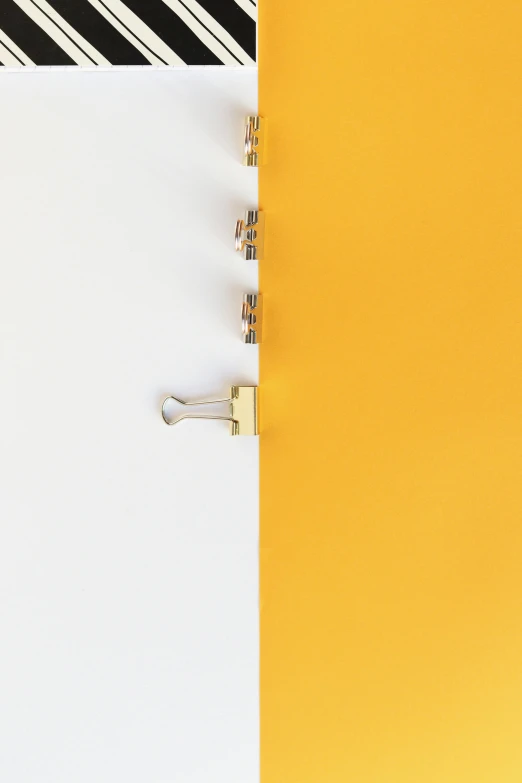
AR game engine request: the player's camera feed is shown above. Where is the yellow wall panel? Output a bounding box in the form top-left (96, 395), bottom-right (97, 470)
top-left (260, 2), bottom-right (522, 781)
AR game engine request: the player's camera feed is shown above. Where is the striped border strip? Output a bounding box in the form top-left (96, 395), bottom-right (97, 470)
top-left (0, 0), bottom-right (256, 66)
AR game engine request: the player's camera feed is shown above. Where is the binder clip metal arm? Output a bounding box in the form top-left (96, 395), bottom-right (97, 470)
top-left (162, 386), bottom-right (258, 436)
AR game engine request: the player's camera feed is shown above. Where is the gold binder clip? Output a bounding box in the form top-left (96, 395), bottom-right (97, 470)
top-left (162, 386), bottom-right (259, 436)
top-left (243, 116), bottom-right (265, 167)
top-left (242, 294), bottom-right (263, 344)
top-left (235, 209), bottom-right (265, 261)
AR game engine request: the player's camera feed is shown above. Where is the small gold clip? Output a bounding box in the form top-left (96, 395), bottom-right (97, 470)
top-left (235, 210), bottom-right (265, 261)
top-left (162, 386), bottom-right (258, 436)
top-left (242, 294), bottom-right (263, 344)
top-left (243, 116), bottom-right (265, 167)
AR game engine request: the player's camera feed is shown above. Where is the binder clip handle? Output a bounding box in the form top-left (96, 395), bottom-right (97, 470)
top-left (162, 394), bottom-right (234, 427)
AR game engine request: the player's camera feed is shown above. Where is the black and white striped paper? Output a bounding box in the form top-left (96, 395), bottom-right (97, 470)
top-left (0, 0), bottom-right (256, 66)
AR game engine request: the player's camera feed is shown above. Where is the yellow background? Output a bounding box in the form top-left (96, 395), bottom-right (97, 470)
top-left (259, 1), bottom-right (522, 781)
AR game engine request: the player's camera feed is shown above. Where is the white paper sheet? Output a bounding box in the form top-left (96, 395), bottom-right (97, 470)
top-left (0, 69), bottom-right (258, 783)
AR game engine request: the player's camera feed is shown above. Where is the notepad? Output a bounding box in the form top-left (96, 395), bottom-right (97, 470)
top-left (0, 68), bottom-right (259, 783)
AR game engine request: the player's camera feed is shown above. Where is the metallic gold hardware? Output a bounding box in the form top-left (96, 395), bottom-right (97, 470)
top-left (235, 210), bottom-right (265, 261)
top-left (162, 386), bottom-right (258, 436)
top-left (243, 115), bottom-right (265, 167)
top-left (242, 294), bottom-right (263, 344)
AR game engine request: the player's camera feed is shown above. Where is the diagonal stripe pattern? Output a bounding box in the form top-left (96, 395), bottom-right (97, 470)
top-left (0, 0), bottom-right (256, 66)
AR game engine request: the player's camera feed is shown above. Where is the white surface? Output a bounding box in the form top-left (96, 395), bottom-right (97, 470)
top-left (0, 70), bottom-right (258, 783)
